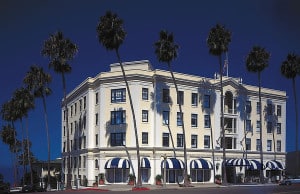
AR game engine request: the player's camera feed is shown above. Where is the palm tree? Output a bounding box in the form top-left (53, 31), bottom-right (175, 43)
top-left (96, 11), bottom-right (142, 187)
top-left (207, 24), bottom-right (231, 184)
top-left (23, 65), bottom-right (52, 188)
top-left (154, 30), bottom-right (190, 186)
top-left (246, 46), bottom-right (270, 183)
top-left (280, 53), bottom-right (300, 177)
top-left (41, 31), bottom-right (78, 189)
top-left (12, 88), bottom-right (35, 185)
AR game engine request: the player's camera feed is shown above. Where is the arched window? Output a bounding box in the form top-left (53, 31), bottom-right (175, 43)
top-left (95, 159), bottom-right (99, 169)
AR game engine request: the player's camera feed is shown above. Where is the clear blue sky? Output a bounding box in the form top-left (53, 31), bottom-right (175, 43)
top-left (1, 0), bottom-right (300, 183)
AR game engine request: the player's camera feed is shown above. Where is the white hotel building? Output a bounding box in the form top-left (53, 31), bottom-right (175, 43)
top-left (61, 60), bottom-right (286, 186)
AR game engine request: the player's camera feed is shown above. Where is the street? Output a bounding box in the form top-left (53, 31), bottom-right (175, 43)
top-left (49, 184), bottom-right (300, 194)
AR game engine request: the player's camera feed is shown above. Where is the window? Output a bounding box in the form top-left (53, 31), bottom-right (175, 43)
top-left (267, 140), bottom-right (272, 151)
top-left (80, 99), bottom-right (82, 111)
top-left (256, 121), bottom-right (261, 132)
top-left (191, 135), bottom-right (197, 148)
top-left (83, 115), bottom-right (86, 129)
top-left (191, 93), bottom-right (198, 106)
top-left (96, 92), bottom-right (99, 104)
top-left (63, 142), bottom-right (66, 152)
top-left (177, 91), bottom-right (184, 105)
top-left (142, 110), bottom-right (148, 122)
top-left (162, 111), bottom-right (169, 125)
top-left (204, 135), bottom-right (210, 148)
top-left (162, 133), bottom-right (169, 147)
top-left (142, 132), bottom-right (148, 144)
top-left (191, 114), bottom-right (198, 127)
top-left (95, 113), bottom-right (98, 125)
top-left (204, 95), bottom-right (210, 108)
top-left (177, 134), bottom-right (184, 147)
top-left (63, 126), bottom-right (65, 136)
top-left (83, 156), bottom-right (86, 168)
top-left (84, 96), bottom-right (86, 109)
top-left (71, 105), bottom-right (73, 116)
top-left (111, 88), bottom-right (126, 103)
top-left (246, 101), bottom-right (251, 113)
top-left (256, 102), bottom-right (260, 114)
top-left (267, 103), bottom-right (273, 115)
top-left (277, 123), bottom-right (281, 134)
top-left (277, 140), bottom-right (281, 152)
top-left (256, 139), bottom-right (261, 151)
top-left (246, 120), bottom-right (251, 132)
top-left (70, 140), bottom-right (73, 150)
top-left (142, 88), bottom-right (148, 100)
top-left (267, 122), bottom-right (272, 133)
top-left (204, 115), bottom-right (210, 128)
top-left (162, 89), bottom-right (170, 103)
top-left (177, 112), bottom-right (183, 126)
top-left (110, 133), bottom-right (125, 146)
top-left (71, 123), bottom-right (73, 134)
top-left (74, 139), bottom-right (77, 150)
top-left (75, 103), bottom-right (77, 115)
top-left (95, 159), bottom-right (99, 169)
top-left (79, 156), bottom-right (81, 168)
top-left (111, 110), bottom-right (126, 125)
top-left (246, 138), bottom-right (251, 150)
top-left (277, 105), bottom-right (282, 117)
top-left (95, 134), bottom-right (98, 146)
top-left (83, 136), bottom-right (86, 148)
top-left (63, 110), bottom-right (66, 121)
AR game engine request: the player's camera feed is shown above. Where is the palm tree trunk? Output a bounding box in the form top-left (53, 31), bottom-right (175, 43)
top-left (12, 122), bottom-right (18, 186)
top-left (167, 124), bottom-right (177, 158)
top-left (25, 118), bottom-right (33, 184)
top-left (292, 78), bottom-right (299, 177)
top-left (273, 128), bottom-right (276, 160)
top-left (258, 72), bottom-right (264, 184)
top-left (62, 73), bottom-right (71, 190)
top-left (123, 146), bottom-right (136, 185)
top-left (219, 55), bottom-right (227, 184)
top-left (115, 49), bottom-right (142, 187)
top-left (167, 63), bottom-right (188, 186)
top-left (20, 118), bottom-right (26, 185)
top-left (42, 95), bottom-right (51, 190)
top-left (210, 123), bottom-right (216, 183)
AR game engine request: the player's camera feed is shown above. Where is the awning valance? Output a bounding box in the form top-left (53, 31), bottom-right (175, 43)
top-left (190, 158), bottom-right (213, 169)
top-left (226, 158), bottom-right (251, 166)
top-left (141, 157), bottom-right (151, 168)
top-left (104, 158), bottom-right (130, 169)
top-left (266, 160), bottom-right (284, 170)
top-left (248, 159), bottom-right (264, 170)
top-left (161, 158), bottom-right (184, 169)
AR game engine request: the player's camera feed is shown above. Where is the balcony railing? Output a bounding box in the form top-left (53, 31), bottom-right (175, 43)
top-left (225, 127), bottom-right (237, 134)
top-left (224, 108), bottom-right (237, 114)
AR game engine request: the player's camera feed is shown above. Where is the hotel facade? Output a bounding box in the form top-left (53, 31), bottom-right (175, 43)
top-left (61, 60), bottom-right (286, 186)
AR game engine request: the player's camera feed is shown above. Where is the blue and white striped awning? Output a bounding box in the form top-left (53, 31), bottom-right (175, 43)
top-left (266, 160), bottom-right (284, 170)
top-left (104, 158), bottom-right (130, 169)
top-left (190, 158), bottom-right (213, 169)
top-left (226, 158), bottom-right (251, 166)
top-left (141, 157), bottom-right (151, 168)
top-left (161, 158), bottom-right (184, 169)
top-left (248, 160), bottom-right (264, 170)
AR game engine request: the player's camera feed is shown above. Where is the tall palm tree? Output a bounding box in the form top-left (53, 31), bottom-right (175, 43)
top-left (96, 11), bottom-right (142, 187)
top-left (154, 30), bottom-right (190, 186)
top-left (280, 53), bottom-right (300, 177)
top-left (23, 65), bottom-right (52, 188)
top-left (12, 88), bottom-right (35, 185)
top-left (42, 31), bottom-right (78, 189)
top-left (207, 24), bottom-right (231, 184)
top-left (246, 46), bottom-right (270, 183)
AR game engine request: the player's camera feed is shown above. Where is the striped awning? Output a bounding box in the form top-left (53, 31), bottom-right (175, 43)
top-left (266, 160), bottom-right (284, 170)
top-left (226, 158), bottom-right (251, 166)
top-left (190, 158), bottom-right (213, 169)
top-left (248, 159), bottom-right (264, 170)
top-left (161, 158), bottom-right (184, 169)
top-left (141, 157), bottom-right (151, 168)
top-left (104, 158), bottom-right (130, 169)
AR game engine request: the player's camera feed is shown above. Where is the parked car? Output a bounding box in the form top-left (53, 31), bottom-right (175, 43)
top-left (21, 184), bottom-right (45, 193)
top-left (279, 176), bottom-right (300, 185)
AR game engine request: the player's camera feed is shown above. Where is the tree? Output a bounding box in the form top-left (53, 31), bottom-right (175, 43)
top-left (41, 31), bottom-right (78, 190)
top-left (12, 88), bottom-right (35, 185)
top-left (246, 46), bottom-right (270, 183)
top-left (207, 24), bottom-right (231, 184)
top-left (154, 30), bottom-right (189, 186)
top-left (24, 65), bottom-right (52, 188)
top-left (280, 53), bottom-right (300, 177)
top-left (96, 11), bottom-right (142, 187)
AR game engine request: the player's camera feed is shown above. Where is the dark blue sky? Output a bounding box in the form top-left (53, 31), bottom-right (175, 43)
top-left (1, 0), bottom-right (300, 182)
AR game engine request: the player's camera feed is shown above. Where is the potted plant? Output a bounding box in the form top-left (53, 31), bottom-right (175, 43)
top-left (128, 174), bottom-right (135, 185)
top-left (98, 173), bottom-right (105, 185)
top-left (155, 174), bottom-right (162, 185)
top-left (215, 174), bottom-right (221, 184)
